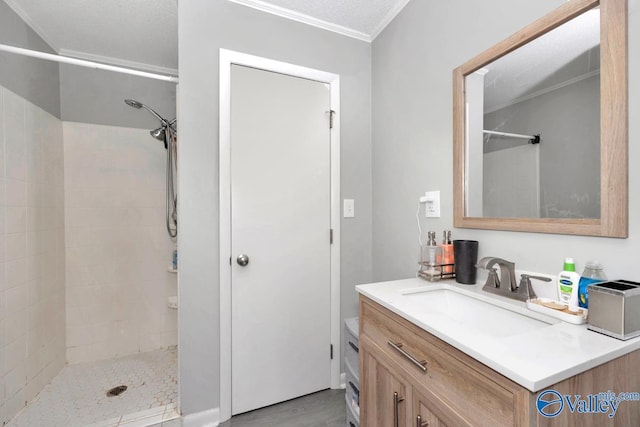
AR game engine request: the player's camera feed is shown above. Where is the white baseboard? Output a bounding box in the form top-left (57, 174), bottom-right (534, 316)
top-left (183, 407), bottom-right (220, 427)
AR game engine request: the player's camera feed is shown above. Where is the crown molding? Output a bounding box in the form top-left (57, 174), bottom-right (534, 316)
top-left (228, 0), bottom-right (372, 42)
top-left (371, 0), bottom-right (412, 41)
top-left (58, 49), bottom-right (179, 76)
top-left (3, 0), bottom-right (59, 52)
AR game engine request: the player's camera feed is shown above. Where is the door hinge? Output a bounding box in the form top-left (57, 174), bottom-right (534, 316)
top-left (330, 228), bottom-right (333, 244)
top-left (330, 344), bottom-right (334, 360)
top-left (329, 110), bottom-right (335, 129)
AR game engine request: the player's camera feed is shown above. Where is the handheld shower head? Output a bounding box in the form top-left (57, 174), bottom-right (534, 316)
top-left (124, 98), bottom-right (176, 149)
top-left (124, 99), bottom-right (143, 109)
top-left (124, 99), bottom-right (167, 124)
top-left (124, 98), bottom-right (178, 238)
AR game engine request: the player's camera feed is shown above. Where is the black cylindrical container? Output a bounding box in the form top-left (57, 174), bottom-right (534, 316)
top-left (453, 240), bottom-right (479, 284)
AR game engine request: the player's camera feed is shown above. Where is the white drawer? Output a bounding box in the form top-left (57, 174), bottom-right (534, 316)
top-left (344, 317), bottom-right (359, 382)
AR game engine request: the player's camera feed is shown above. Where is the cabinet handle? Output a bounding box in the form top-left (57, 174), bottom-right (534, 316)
top-left (417, 414), bottom-right (429, 427)
top-left (349, 340), bottom-right (359, 353)
top-left (388, 341), bottom-right (428, 372)
top-left (393, 392), bottom-right (405, 427)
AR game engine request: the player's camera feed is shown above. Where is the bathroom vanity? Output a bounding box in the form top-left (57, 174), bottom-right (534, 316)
top-left (357, 279), bottom-right (640, 426)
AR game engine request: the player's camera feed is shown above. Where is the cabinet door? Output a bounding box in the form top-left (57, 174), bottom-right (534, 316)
top-left (413, 386), bottom-right (472, 427)
top-left (361, 339), bottom-right (411, 427)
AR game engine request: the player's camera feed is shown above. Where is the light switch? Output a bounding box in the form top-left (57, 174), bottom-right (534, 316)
top-left (343, 199), bottom-right (355, 218)
top-left (424, 191), bottom-right (440, 218)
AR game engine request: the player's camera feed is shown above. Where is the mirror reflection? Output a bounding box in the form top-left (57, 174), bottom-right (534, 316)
top-left (465, 8), bottom-right (601, 219)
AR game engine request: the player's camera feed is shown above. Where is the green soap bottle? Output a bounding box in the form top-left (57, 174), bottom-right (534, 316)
top-left (557, 258), bottom-right (580, 308)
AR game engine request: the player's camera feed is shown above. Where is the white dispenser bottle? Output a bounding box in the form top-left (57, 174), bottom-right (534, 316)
top-left (558, 258), bottom-right (580, 308)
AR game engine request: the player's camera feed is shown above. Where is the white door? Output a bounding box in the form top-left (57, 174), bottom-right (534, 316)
top-left (230, 64), bottom-right (332, 415)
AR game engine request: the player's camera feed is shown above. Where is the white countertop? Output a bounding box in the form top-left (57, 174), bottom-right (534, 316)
top-left (356, 278), bottom-right (640, 392)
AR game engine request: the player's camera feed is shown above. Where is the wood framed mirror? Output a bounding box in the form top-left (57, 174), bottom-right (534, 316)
top-left (453, 0), bottom-right (627, 237)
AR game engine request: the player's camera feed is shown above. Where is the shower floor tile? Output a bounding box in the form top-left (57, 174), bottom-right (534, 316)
top-left (7, 347), bottom-right (178, 427)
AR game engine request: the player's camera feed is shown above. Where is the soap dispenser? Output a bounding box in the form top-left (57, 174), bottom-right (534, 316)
top-left (420, 231), bottom-right (441, 281)
top-left (441, 230), bottom-right (454, 274)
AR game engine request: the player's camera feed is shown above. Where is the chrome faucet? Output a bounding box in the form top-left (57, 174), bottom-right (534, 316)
top-left (477, 257), bottom-right (552, 301)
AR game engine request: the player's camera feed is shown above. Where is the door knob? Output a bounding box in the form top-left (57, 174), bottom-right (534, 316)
top-left (237, 254), bottom-right (250, 266)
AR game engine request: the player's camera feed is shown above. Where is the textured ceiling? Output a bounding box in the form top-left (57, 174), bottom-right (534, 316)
top-left (3, 0), bottom-right (410, 74)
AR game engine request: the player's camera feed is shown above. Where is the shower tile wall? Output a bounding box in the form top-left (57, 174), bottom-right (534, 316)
top-left (0, 85), bottom-right (67, 424)
top-left (63, 122), bottom-right (177, 365)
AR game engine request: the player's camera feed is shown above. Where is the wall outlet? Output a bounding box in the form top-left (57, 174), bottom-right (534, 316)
top-left (424, 191), bottom-right (440, 218)
top-left (343, 199), bottom-right (355, 218)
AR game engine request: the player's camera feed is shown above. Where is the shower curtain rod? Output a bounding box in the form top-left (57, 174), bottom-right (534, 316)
top-left (483, 130), bottom-right (540, 144)
top-left (0, 44), bottom-right (179, 84)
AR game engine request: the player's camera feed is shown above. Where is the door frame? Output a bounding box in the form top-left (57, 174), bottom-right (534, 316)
top-left (219, 48), bottom-right (341, 422)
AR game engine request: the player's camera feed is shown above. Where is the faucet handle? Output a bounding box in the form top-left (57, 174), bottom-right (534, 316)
top-left (485, 268), bottom-right (500, 288)
top-left (518, 274), bottom-right (552, 299)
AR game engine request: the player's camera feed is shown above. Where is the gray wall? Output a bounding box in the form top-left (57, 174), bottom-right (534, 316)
top-left (178, 0), bottom-right (372, 416)
top-left (485, 75), bottom-right (600, 218)
top-left (372, 0), bottom-right (639, 282)
top-left (0, 1), bottom-right (60, 117)
top-left (59, 64), bottom-right (176, 129)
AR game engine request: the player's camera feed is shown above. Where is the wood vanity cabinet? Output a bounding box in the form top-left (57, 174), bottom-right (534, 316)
top-left (359, 295), bottom-right (640, 426)
top-left (360, 340), bottom-right (469, 426)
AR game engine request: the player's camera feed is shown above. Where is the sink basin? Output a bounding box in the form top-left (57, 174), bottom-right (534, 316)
top-left (401, 287), bottom-right (557, 338)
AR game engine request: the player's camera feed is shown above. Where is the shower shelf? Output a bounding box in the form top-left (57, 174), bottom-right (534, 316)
top-left (167, 267), bottom-right (177, 273)
top-left (168, 296), bottom-right (178, 309)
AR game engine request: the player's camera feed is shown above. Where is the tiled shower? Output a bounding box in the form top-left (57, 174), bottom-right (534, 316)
top-left (0, 86), bottom-right (67, 423)
top-left (63, 122), bottom-right (176, 365)
top-left (0, 85), bottom-right (178, 426)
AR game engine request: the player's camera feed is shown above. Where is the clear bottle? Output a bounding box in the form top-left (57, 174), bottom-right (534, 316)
top-left (578, 261), bottom-right (606, 309)
top-left (420, 231), bottom-right (441, 281)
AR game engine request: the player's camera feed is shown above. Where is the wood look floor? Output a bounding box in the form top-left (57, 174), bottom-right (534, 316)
top-left (150, 389), bottom-right (346, 427)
